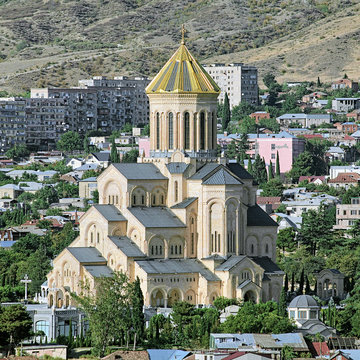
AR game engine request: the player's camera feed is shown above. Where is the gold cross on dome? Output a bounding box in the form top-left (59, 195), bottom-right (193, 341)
top-left (181, 24), bottom-right (186, 45)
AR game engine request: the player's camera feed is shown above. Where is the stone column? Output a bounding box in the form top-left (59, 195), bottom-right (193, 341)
top-left (196, 114), bottom-right (201, 152)
top-left (207, 209), bottom-right (211, 256)
top-left (236, 207), bottom-right (240, 255)
top-left (164, 112), bottom-right (168, 151)
top-left (150, 112), bottom-right (154, 150)
top-left (205, 112), bottom-right (209, 150)
top-left (213, 112), bottom-right (217, 149)
top-left (179, 112), bottom-right (184, 151)
top-left (190, 112), bottom-right (194, 152)
top-left (222, 207), bottom-right (226, 255)
top-left (174, 113), bottom-right (178, 150)
top-left (208, 113), bottom-right (213, 150)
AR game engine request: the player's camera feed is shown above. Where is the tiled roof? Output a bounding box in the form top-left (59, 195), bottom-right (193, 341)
top-left (108, 236), bottom-right (145, 257)
top-left (128, 207), bottom-right (186, 228)
top-left (328, 172), bottom-right (360, 183)
top-left (113, 163), bottom-right (167, 180)
top-left (257, 196), bottom-right (281, 205)
top-left (203, 168), bottom-right (242, 185)
top-left (67, 247), bottom-right (106, 264)
top-left (136, 258), bottom-right (220, 281)
top-left (166, 162), bottom-right (190, 174)
top-left (83, 265), bottom-right (113, 278)
top-left (247, 205), bottom-right (278, 227)
top-left (93, 204), bottom-right (127, 221)
top-left (171, 197), bottom-right (197, 209)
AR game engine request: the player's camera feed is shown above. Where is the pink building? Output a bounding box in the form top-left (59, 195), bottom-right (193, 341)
top-left (247, 131), bottom-right (305, 174)
top-left (138, 137), bottom-right (151, 157)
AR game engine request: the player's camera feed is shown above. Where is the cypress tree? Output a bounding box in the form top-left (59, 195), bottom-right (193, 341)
top-left (247, 155), bottom-right (253, 175)
top-left (298, 268), bottom-right (305, 295)
top-left (305, 276), bottom-right (311, 294)
top-left (110, 138), bottom-right (119, 163)
top-left (284, 273), bottom-right (289, 293)
top-left (317, 76), bottom-right (321, 87)
top-left (291, 273), bottom-right (295, 293)
top-left (268, 160), bottom-right (274, 180)
top-left (278, 288), bottom-right (287, 317)
top-left (276, 151), bottom-right (281, 177)
top-left (131, 277), bottom-right (145, 342)
top-left (222, 93), bottom-right (231, 131)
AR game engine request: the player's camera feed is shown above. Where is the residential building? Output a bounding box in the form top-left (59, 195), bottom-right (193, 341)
top-left (346, 109), bottom-right (360, 121)
top-left (276, 113), bottom-right (332, 128)
top-left (298, 176), bottom-right (326, 185)
top-left (302, 92), bottom-right (327, 103)
top-left (250, 111), bottom-right (270, 123)
top-left (328, 173), bottom-right (360, 189)
top-left (331, 78), bottom-right (359, 92)
top-left (203, 63), bottom-right (258, 108)
top-left (0, 184), bottom-right (22, 200)
top-left (332, 98), bottom-right (360, 113)
top-left (79, 177), bottom-right (97, 199)
top-left (282, 197), bottom-right (337, 217)
top-left (247, 131), bottom-right (305, 174)
top-left (334, 197), bottom-right (360, 230)
top-left (329, 165), bottom-right (360, 179)
top-left (47, 37), bottom-right (283, 310)
top-left (335, 122), bottom-right (358, 134)
top-left (330, 350), bottom-right (360, 360)
top-left (0, 97), bottom-right (26, 154)
top-left (326, 146), bottom-right (345, 162)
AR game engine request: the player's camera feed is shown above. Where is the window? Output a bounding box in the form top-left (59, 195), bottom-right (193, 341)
top-left (271, 144), bottom-right (275, 150)
top-left (168, 112), bottom-right (173, 149)
top-left (310, 310), bottom-right (317, 319)
top-left (298, 310), bottom-right (307, 319)
top-left (351, 210), bottom-right (357, 215)
top-left (36, 320), bottom-right (50, 337)
top-left (156, 112), bottom-right (160, 150)
top-left (289, 310), bottom-right (296, 319)
top-left (271, 153), bottom-right (275, 159)
top-left (200, 112), bottom-right (205, 149)
top-left (184, 112), bottom-right (190, 149)
top-left (174, 181), bottom-right (178, 202)
top-left (194, 114), bottom-right (197, 150)
top-left (97, 233), bottom-right (100, 243)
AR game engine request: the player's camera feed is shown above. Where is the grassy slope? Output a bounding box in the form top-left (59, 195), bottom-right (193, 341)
top-left (0, 0), bottom-right (357, 92)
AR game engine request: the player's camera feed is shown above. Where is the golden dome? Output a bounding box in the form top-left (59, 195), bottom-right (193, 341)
top-left (146, 42), bottom-right (220, 95)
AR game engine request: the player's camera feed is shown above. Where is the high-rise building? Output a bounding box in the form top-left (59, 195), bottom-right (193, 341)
top-left (203, 63), bottom-right (258, 108)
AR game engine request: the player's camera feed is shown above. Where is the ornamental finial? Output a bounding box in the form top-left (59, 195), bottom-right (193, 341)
top-left (181, 24), bottom-right (186, 45)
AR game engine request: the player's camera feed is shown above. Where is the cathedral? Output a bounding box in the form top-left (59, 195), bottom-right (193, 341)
top-left (47, 32), bottom-right (284, 309)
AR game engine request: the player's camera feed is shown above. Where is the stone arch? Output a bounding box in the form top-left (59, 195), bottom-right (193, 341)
top-left (263, 235), bottom-right (273, 256)
top-left (189, 212), bottom-right (197, 257)
top-left (168, 236), bottom-right (184, 258)
top-left (150, 288), bottom-right (166, 307)
top-left (56, 289), bottom-right (64, 308)
top-left (226, 198), bottom-right (239, 254)
top-left (84, 221), bottom-right (97, 247)
top-left (111, 226), bottom-right (124, 237)
top-left (246, 234), bottom-right (259, 256)
top-left (107, 253), bottom-right (115, 268)
top-left (185, 289), bottom-right (196, 304)
top-left (151, 186), bottom-right (167, 206)
top-left (130, 186), bottom-right (147, 207)
top-left (148, 236), bottom-right (165, 259)
top-left (208, 199), bottom-right (225, 255)
top-left (102, 179), bottom-right (121, 205)
top-left (128, 227), bottom-right (140, 243)
top-left (244, 290), bottom-right (257, 303)
top-left (49, 294), bottom-right (54, 307)
top-left (168, 288), bottom-right (183, 307)
top-left (240, 267), bottom-right (254, 282)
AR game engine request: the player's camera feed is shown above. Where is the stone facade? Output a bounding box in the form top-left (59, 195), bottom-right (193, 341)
top-left (47, 40), bottom-right (283, 309)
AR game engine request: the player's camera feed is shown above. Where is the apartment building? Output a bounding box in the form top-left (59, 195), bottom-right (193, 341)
top-left (332, 98), bottom-right (360, 113)
top-left (0, 97), bottom-right (26, 154)
top-left (334, 197), bottom-right (360, 230)
top-left (203, 63), bottom-right (258, 108)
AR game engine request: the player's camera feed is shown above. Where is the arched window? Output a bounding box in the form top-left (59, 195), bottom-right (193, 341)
top-left (184, 112), bottom-right (190, 149)
top-left (251, 244), bottom-right (254, 254)
top-left (156, 112), bottom-right (160, 150)
top-left (200, 112), bottom-right (205, 149)
top-left (174, 181), bottom-right (178, 202)
top-left (265, 244), bottom-right (269, 254)
top-left (168, 112), bottom-right (173, 149)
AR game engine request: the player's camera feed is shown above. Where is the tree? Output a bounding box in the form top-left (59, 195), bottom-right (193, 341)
top-left (56, 131), bottom-right (83, 152)
top-left (277, 227), bottom-right (296, 253)
top-left (252, 155), bottom-right (267, 185)
top-left (213, 296), bottom-right (238, 311)
top-left (263, 73), bottom-right (276, 89)
top-left (142, 124), bottom-right (150, 136)
top-left (247, 155), bottom-right (253, 175)
top-left (51, 222), bottom-right (77, 255)
top-left (73, 272), bottom-right (132, 357)
top-left (261, 178), bottom-right (284, 197)
top-left (268, 160), bottom-right (274, 180)
top-left (0, 304), bottom-right (32, 355)
top-left (6, 144), bottom-right (30, 161)
top-left (278, 288), bottom-right (287, 317)
top-left (288, 151), bottom-right (314, 182)
top-left (83, 136), bottom-right (90, 154)
top-left (122, 149), bottom-right (139, 163)
top-left (131, 277), bottom-right (145, 343)
top-left (222, 93), bottom-right (231, 131)
top-left (317, 77), bottom-right (321, 87)
top-left (284, 273), bottom-right (289, 293)
top-left (110, 138), bottom-right (120, 163)
top-left (276, 151), bottom-right (281, 177)
top-left (298, 268), bottom-right (305, 295)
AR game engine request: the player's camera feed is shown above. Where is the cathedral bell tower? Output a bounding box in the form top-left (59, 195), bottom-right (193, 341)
top-left (145, 26), bottom-right (220, 158)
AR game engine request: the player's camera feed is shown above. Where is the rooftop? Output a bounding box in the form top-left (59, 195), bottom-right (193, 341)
top-left (113, 163), bottom-right (167, 180)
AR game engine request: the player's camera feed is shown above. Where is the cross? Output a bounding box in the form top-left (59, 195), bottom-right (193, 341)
top-left (181, 24), bottom-right (186, 45)
top-left (21, 274), bottom-right (32, 301)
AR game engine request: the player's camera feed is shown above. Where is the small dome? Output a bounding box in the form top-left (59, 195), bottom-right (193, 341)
top-left (289, 295), bottom-right (319, 308)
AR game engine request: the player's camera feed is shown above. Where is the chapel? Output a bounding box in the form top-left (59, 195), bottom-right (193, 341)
top-left (46, 30), bottom-right (284, 308)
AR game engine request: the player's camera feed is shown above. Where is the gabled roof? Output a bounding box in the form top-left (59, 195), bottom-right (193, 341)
top-left (112, 163), bottom-right (167, 180)
top-left (215, 255), bottom-right (247, 271)
top-left (128, 207), bottom-right (186, 228)
top-left (67, 247), bottom-right (106, 264)
top-left (203, 167), bottom-right (243, 185)
top-left (136, 258), bottom-right (220, 281)
top-left (145, 43), bottom-right (220, 95)
top-left (83, 265), bottom-right (113, 278)
top-left (250, 257), bottom-right (284, 275)
top-left (189, 163), bottom-right (220, 180)
top-left (166, 162), bottom-right (190, 174)
top-left (171, 197), bottom-right (197, 209)
top-left (79, 177), bottom-right (97, 182)
top-left (93, 204), bottom-right (126, 222)
top-left (328, 172), bottom-right (360, 183)
top-left (147, 349), bottom-right (191, 360)
top-left (108, 236), bottom-right (145, 257)
top-left (226, 162), bottom-right (254, 180)
top-left (247, 205), bottom-right (278, 227)
top-left (91, 152), bottom-right (110, 162)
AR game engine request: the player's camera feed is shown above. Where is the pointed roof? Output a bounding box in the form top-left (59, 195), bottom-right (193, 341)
top-left (146, 42), bottom-right (220, 94)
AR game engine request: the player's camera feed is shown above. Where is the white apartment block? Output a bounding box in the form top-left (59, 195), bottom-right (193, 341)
top-left (203, 63), bottom-right (258, 109)
top-left (334, 197), bottom-right (360, 230)
top-left (0, 98), bottom-right (26, 153)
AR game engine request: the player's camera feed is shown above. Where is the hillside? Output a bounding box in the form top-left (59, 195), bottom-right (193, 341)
top-left (0, 0), bottom-right (358, 93)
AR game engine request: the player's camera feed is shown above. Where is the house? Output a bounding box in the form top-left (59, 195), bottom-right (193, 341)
top-left (331, 78), bottom-right (359, 92)
top-left (287, 295), bottom-right (336, 339)
top-left (271, 213), bottom-right (302, 232)
top-left (256, 197), bottom-right (281, 214)
top-left (335, 122), bottom-right (358, 134)
top-left (302, 92), bottom-right (327, 103)
top-left (72, 163), bottom-right (100, 178)
top-left (312, 99), bottom-right (329, 109)
top-left (250, 112), bottom-right (270, 123)
top-left (334, 197), bottom-right (360, 230)
top-left (0, 183), bottom-right (23, 200)
top-left (66, 158), bottom-right (83, 170)
top-left (328, 173), bottom-right (360, 189)
top-left (326, 147), bottom-right (345, 162)
top-left (276, 114), bottom-right (331, 128)
top-left (147, 349), bottom-right (191, 360)
top-left (79, 177), bottom-right (98, 199)
top-left (298, 176), bottom-right (326, 185)
top-left (329, 165), bottom-right (360, 179)
top-left (332, 98), bottom-right (360, 113)
top-left (5, 169), bottom-right (58, 181)
top-left (307, 341), bottom-right (330, 358)
top-left (346, 109), bottom-right (360, 122)
top-left (18, 181), bottom-right (44, 194)
top-left (330, 350), bottom-right (360, 360)
top-left (85, 152), bottom-right (110, 168)
top-left (282, 198), bottom-right (335, 217)
top-left (220, 305), bottom-right (241, 323)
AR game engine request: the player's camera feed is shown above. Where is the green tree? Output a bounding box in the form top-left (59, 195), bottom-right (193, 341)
top-left (288, 151), bottom-right (314, 182)
top-left (277, 227), bottom-right (296, 253)
top-left (51, 222), bottom-right (77, 255)
top-left (213, 296), bottom-right (238, 311)
top-left (261, 178), bottom-right (284, 197)
top-left (83, 136), bottom-right (90, 154)
top-left (110, 138), bottom-right (120, 163)
top-left (298, 268), bottom-right (304, 295)
top-left (278, 288), bottom-right (287, 317)
top-left (73, 272), bottom-right (132, 357)
top-left (268, 160), bottom-right (274, 180)
top-left (252, 155), bottom-right (267, 185)
top-left (0, 304), bottom-right (32, 355)
top-left (142, 124), bottom-right (150, 136)
top-left (56, 131), bottom-right (83, 152)
top-left (131, 277), bottom-right (145, 343)
top-left (122, 149), bottom-right (139, 163)
top-left (276, 151), bottom-right (281, 177)
top-left (247, 155), bottom-right (253, 175)
top-left (317, 77), bottom-right (321, 87)
top-left (263, 73), bottom-right (277, 89)
top-left (222, 93), bottom-right (231, 131)
top-left (92, 189), bottom-right (99, 203)
top-left (6, 144), bottom-right (30, 161)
